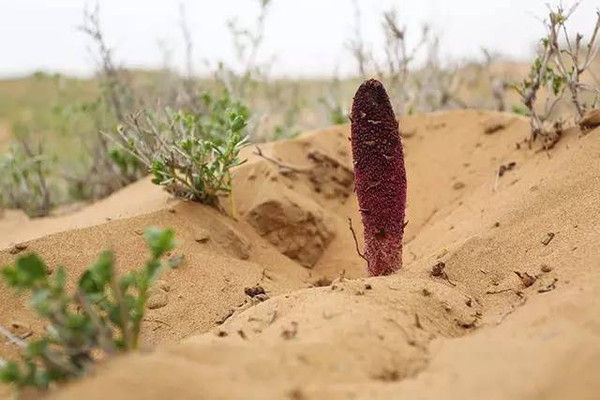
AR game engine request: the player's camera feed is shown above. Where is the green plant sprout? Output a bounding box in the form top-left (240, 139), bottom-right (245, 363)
top-left (0, 227), bottom-right (177, 391)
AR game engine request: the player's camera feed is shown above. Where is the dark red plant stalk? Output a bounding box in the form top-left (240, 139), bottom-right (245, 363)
top-left (350, 79), bottom-right (407, 276)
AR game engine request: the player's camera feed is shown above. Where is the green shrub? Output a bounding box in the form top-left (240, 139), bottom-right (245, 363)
top-left (0, 227), bottom-right (178, 390)
top-left (0, 141), bottom-right (52, 217)
top-left (113, 91), bottom-right (249, 206)
top-left (510, 104), bottom-right (530, 116)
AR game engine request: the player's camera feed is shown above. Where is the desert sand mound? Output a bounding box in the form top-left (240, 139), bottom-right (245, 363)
top-left (0, 176), bottom-right (175, 249)
top-left (1, 110), bottom-right (599, 399)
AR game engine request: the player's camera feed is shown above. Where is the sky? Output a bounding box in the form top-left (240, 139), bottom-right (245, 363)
top-left (0, 0), bottom-right (598, 78)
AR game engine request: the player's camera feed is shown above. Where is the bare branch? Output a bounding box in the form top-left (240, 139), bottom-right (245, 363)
top-left (253, 145), bottom-right (310, 174)
top-left (79, 2), bottom-right (128, 121)
top-left (348, 218), bottom-right (369, 267)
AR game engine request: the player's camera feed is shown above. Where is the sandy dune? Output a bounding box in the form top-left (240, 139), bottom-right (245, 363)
top-left (1, 110), bottom-right (599, 399)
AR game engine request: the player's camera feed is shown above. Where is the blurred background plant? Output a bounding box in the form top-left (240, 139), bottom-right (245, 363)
top-left (512, 3), bottom-right (600, 149)
top-left (0, 0), bottom-right (598, 217)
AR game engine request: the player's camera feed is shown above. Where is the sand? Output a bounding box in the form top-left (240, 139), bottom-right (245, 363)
top-left (1, 110), bottom-right (599, 399)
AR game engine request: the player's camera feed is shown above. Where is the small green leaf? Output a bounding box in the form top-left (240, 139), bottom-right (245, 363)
top-left (231, 115), bottom-right (247, 132)
top-left (79, 251), bottom-right (114, 295)
top-left (65, 314), bottom-right (88, 330)
top-left (144, 228), bottom-right (175, 259)
top-left (51, 266), bottom-right (67, 292)
top-left (91, 251), bottom-right (115, 284)
top-left (105, 303), bottom-right (121, 326)
top-left (0, 361), bottom-right (21, 383)
top-left (79, 270), bottom-right (101, 294)
top-left (5, 254), bottom-right (49, 288)
top-left (511, 104), bottom-right (530, 116)
top-left (119, 272), bottom-right (136, 291)
top-left (25, 339), bottom-right (49, 359)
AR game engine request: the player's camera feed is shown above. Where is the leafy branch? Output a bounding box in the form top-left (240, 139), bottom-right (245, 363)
top-left (109, 91), bottom-right (249, 206)
top-left (0, 228), bottom-right (177, 391)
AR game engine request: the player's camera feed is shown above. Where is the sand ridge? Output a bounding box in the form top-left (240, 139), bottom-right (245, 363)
top-left (1, 110), bottom-right (599, 399)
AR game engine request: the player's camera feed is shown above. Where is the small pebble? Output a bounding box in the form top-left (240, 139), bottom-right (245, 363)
top-left (147, 290), bottom-right (169, 309)
top-left (9, 243), bottom-right (28, 255)
top-left (540, 264), bottom-right (553, 273)
top-left (453, 181), bottom-right (466, 190)
top-left (244, 285), bottom-right (266, 297)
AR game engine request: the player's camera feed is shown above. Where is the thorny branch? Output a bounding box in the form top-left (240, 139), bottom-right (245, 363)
top-left (79, 3), bottom-right (129, 122)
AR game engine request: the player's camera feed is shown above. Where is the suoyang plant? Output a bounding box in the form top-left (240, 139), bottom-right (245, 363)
top-left (112, 91), bottom-right (249, 206)
top-left (0, 228), bottom-right (177, 391)
top-left (350, 79), bottom-right (407, 276)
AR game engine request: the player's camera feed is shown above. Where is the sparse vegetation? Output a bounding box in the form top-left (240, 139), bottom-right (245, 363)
top-left (0, 227), bottom-right (177, 391)
top-left (513, 3), bottom-right (600, 148)
top-left (1, 1), bottom-right (597, 218)
top-left (112, 92), bottom-right (249, 206)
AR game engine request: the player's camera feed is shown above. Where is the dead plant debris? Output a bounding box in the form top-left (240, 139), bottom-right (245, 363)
top-left (514, 271), bottom-right (537, 288)
top-left (541, 232), bottom-right (555, 246)
top-left (498, 162), bottom-right (517, 177)
top-left (538, 278), bottom-right (558, 293)
top-left (281, 322), bottom-right (298, 340)
top-left (244, 285), bottom-right (266, 298)
top-left (430, 261), bottom-right (456, 286)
